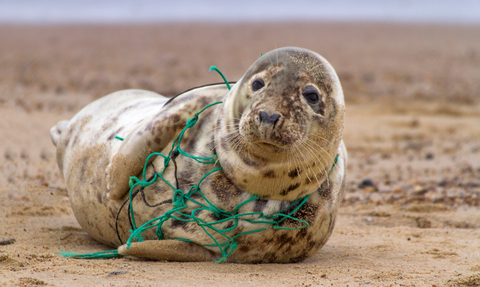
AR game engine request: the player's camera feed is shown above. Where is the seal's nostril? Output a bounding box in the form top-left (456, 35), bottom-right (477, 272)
top-left (259, 111), bottom-right (281, 125)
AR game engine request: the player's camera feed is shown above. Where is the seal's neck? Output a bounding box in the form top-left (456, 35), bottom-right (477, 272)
top-left (213, 116), bottom-right (336, 201)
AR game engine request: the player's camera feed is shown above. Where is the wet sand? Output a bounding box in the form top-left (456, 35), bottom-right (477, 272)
top-left (1, 23), bottom-right (480, 286)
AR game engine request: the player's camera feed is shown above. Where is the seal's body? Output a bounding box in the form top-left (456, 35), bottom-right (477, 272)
top-left (51, 47), bottom-right (347, 263)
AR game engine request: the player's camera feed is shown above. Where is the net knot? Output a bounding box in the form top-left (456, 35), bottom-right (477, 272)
top-left (173, 189), bottom-right (185, 208)
top-left (129, 176), bottom-right (140, 188)
top-left (171, 149), bottom-right (180, 159)
top-left (185, 115), bottom-right (199, 129)
top-left (128, 229), bottom-right (144, 244)
top-left (213, 210), bottom-right (222, 219)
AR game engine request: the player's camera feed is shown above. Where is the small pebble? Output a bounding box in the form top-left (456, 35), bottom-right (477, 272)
top-left (465, 182), bottom-right (480, 188)
top-left (107, 270), bottom-right (128, 277)
top-left (4, 149), bottom-right (17, 161)
top-left (415, 217), bottom-right (432, 229)
top-left (358, 179), bottom-right (375, 189)
top-left (0, 238), bottom-right (16, 246)
top-left (438, 180), bottom-right (449, 187)
top-left (20, 150), bottom-right (29, 160)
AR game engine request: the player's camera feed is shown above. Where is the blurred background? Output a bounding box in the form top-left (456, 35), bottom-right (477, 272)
top-left (1, 2), bottom-right (480, 285)
top-left (1, 0), bottom-right (480, 107)
top-left (2, 0), bottom-right (480, 23)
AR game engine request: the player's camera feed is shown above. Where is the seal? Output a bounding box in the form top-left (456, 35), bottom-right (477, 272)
top-left (51, 47), bottom-right (347, 263)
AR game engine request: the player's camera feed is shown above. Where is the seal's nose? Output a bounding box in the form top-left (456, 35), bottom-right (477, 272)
top-left (259, 111), bottom-right (281, 125)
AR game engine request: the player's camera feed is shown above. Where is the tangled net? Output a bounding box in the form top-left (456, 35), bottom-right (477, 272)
top-left (60, 66), bottom-right (317, 263)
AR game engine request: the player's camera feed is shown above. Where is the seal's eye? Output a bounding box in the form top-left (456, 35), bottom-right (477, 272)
top-left (302, 86), bottom-right (320, 104)
top-left (252, 79), bottom-right (265, 91)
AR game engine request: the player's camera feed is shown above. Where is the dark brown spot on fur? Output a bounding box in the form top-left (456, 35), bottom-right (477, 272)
top-left (97, 192), bottom-right (102, 204)
top-left (262, 237), bottom-right (275, 245)
top-left (317, 180), bottom-right (332, 199)
top-left (210, 212), bottom-right (228, 221)
top-left (264, 252), bottom-right (278, 262)
top-left (276, 233), bottom-right (294, 246)
top-left (220, 137), bottom-right (230, 151)
top-left (281, 183), bottom-right (300, 196)
top-left (263, 170), bottom-right (276, 178)
top-left (225, 220), bottom-right (234, 229)
top-left (79, 156), bottom-right (89, 182)
top-left (296, 228), bottom-right (308, 239)
top-left (280, 200), bottom-right (318, 228)
top-left (145, 122), bottom-right (153, 132)
top-left (170, 214), bottom-right (196, 232)
top-left (210, 174), bottom-right (243, 202)
top-left (288, 168), bottom-right (300, 178)
top-left (241, 156), bottom-right (258, 167)
top-left (179, 109), bottom-right (210, 152)
top-left (306, 233), bottom-right (313, 242)
top-left (239, 245), bottom-right (250, 253)
top-left (189, 188), bottom-right (202, 199)
top-left (97, 227), bottom-right (104, 237)
top-left (109, 207), bottom-right (117, 219)
top-left (171, 219), bottom-right (188, 228)
top-left (107, 127), bottom-right (124, 140)
top-left (253, 199), bottom-right (268, 212)
top-left (328, 99), bottom-right (337, 122)
top-left (289, 255), bottom-right (308, 263)
top-left (71, 134), bottom-right (79, 147)
top-left (170, 114), bottom-right (181, 125)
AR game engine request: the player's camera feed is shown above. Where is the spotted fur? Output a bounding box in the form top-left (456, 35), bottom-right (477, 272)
top-left (51, 47), bottom-right (347, 263)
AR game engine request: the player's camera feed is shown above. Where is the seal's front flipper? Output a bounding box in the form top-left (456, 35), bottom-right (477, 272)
top-left (118, 240), bottom-right (214, 262)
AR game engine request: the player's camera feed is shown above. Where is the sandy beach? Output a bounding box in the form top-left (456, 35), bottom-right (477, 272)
top-left (1, 23), bottom-right (480, 286)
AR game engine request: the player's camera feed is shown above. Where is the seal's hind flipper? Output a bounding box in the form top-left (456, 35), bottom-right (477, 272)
top-left (50, 120), bottom-right (69, 146)
top-left (118, 240), bottom-right (213, 262)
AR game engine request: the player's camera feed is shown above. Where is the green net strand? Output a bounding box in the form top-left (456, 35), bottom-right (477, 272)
top-left (59, 66), bottom-right (335, 263)
top-left (209, 66), bottom-right (231, 90)
top-left (58, 250), bottom-right (123, 259)
top-left (122, 147), bottom-right (312, 263)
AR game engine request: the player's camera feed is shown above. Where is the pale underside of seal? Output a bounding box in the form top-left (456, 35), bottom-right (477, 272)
top-left (51, 47), bottom-right (347, 263)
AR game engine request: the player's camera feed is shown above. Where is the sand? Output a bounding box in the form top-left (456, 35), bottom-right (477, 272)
top-left (1, 23), bottom-right (479, 286)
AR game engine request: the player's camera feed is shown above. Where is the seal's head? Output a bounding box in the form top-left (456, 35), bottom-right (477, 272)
top-left (215, 47), bottom-right (345, 200)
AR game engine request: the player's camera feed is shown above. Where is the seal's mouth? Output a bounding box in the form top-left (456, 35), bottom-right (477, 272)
top-left (256, 141), bottom-right (282, 149)
top-left (248, 140), bottom-right (290, 153)
top-left (239, 124), bottom-right (303, 152)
